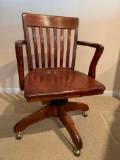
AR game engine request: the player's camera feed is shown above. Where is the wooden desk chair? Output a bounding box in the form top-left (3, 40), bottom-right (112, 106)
top-left (14, 13), bottom-right (105, 156)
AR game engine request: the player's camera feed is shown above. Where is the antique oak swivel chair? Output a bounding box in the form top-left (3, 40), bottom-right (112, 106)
top-left (14, 13), bottom-right (105, 156)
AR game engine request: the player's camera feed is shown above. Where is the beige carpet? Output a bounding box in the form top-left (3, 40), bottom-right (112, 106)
top-left (0, 94), bottom-right (120, 160)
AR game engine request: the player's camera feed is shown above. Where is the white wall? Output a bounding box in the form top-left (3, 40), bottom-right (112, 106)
top-left (0, 0), bottom-right (120, 93)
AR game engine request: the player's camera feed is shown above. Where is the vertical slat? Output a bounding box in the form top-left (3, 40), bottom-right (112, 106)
top-left (71, 29), bottom-right (78, 69)
top-left (25, 27), bottom-right (33, 71)
top-left (53, 28), bottom-right (57, 67)
top-left (66, 29), bottom-right (71, 67)
top-left (60, 29), bottom-right (64, 67)
top-left (39, 27), bottom-right (45, 68)
top-left (46, 28), bottom-right (51, 67)
top-left (31, 27), bottom-right (39, 68)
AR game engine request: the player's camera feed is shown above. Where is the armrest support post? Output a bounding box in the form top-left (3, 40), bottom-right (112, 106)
top-left (77, 41), bottom-right (104, 79)
top-left (15, 40), bottom-right (26, 90)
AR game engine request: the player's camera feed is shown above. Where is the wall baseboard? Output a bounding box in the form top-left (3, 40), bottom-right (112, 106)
top-left (0, 88), bottom-right (119, 99)
top-left (0, 88), bottom-right (22, 94)
top-left (103, 90), bottom-right (120, 98)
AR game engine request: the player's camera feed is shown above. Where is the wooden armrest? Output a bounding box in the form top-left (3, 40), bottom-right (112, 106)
top-left (77, 41), bottom-right (104, 79)
top-left (15, 40), bottom-right (26, 90)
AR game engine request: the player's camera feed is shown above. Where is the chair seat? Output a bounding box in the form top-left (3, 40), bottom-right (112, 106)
top-left (24, 68), bottom-right (105, 102)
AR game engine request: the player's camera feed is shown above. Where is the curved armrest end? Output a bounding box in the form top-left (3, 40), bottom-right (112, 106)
top-left (77, 40), bottom-right (104, 79)
top-left (88, 45), bottom-right (104, 79)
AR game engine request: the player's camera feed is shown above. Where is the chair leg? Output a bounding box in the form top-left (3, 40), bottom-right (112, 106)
top-left (58, 106), bottom-right (82, 156)
top-left (14, 104), bottom-right (52, 134)
top-left (14, 101), bottom-right (87, 155)
top-left (63, 102), bottom-right (89, 112)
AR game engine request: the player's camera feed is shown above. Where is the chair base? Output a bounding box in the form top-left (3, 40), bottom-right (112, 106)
top-left (14, 99), bottom-right (89, 155)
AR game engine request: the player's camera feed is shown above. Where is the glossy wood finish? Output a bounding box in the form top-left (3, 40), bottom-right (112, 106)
top-left (15, 13), bottom-right (105, 154)
top-left (24, 68), bottom-right (105, 102)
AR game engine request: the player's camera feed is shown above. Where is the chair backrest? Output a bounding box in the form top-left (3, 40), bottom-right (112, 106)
top-left (22, 13), bottom-right (79, 71)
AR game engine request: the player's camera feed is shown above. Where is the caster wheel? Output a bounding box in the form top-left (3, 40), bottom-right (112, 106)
top-left (15, 132), bottom-right (22, 140)
top-left (83, 111), bottom-right (88, 117)
top-left (73, 148), bottom-right (81, 156)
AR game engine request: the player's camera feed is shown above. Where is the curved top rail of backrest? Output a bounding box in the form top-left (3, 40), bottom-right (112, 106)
top-left (22, 13), bottom-right (79, 29)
